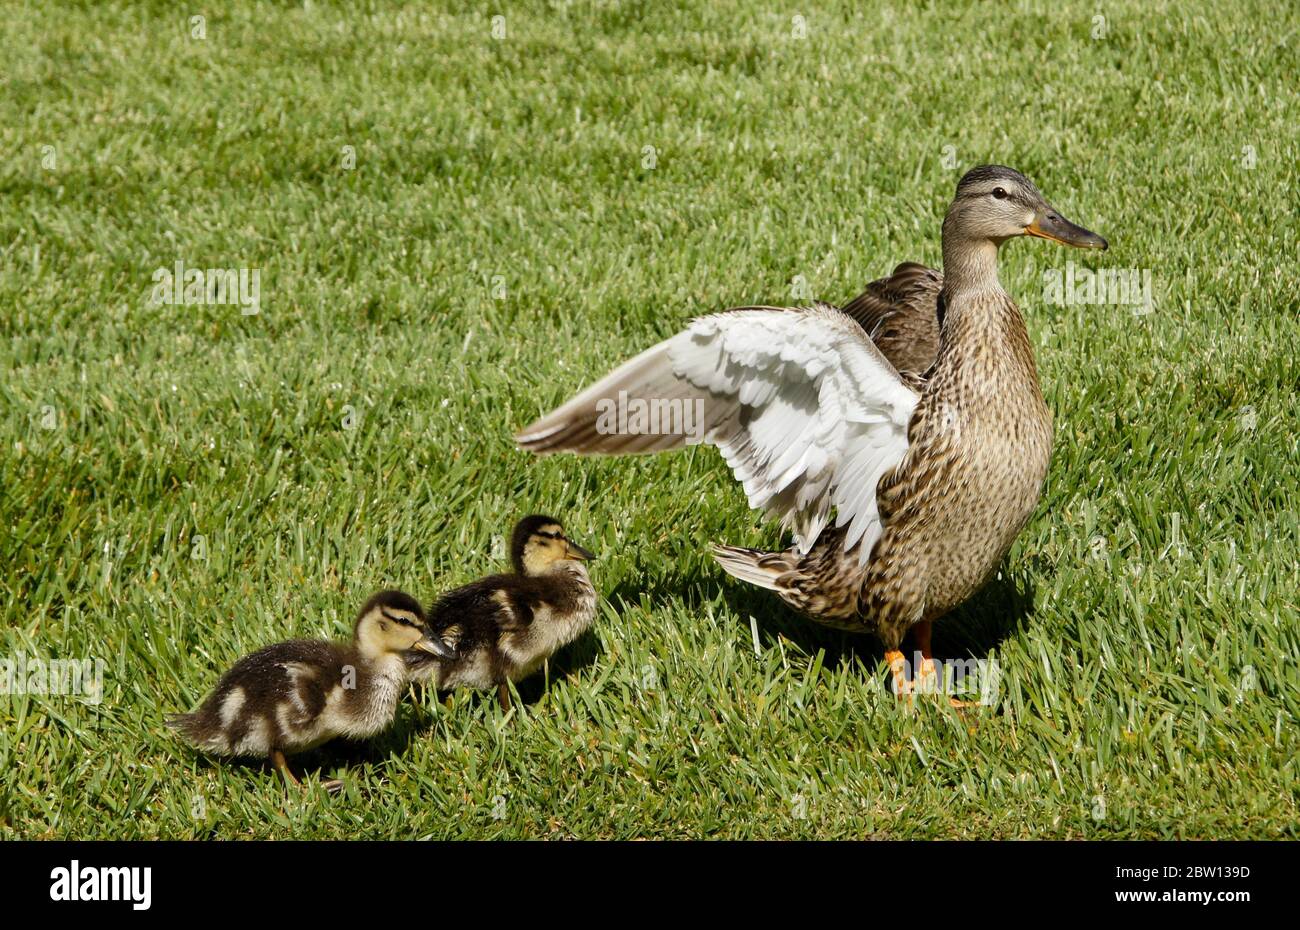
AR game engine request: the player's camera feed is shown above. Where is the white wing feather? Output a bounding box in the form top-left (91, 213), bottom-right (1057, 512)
top-left (517, 306), bottom-right (918, 562)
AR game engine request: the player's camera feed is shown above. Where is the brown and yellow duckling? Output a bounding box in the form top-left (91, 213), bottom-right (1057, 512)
top-left (406, 515), bottom-right (597, 710)
top-left (516, 166), bottom-right (1107, 703)
top-left (168, 589), bottom-right (451, 791)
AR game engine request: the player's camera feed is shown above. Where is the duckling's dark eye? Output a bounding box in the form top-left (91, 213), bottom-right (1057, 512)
top-left (380, 609), bottom-right (417, 628)
top-left (991, 187), bottom-right (1008, 200)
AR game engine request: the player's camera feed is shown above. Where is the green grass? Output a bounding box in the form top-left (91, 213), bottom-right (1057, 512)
top-left (2, 0), bottom-right (1297, 839)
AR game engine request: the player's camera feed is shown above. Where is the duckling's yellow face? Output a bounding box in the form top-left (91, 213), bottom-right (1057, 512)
top-left (356, 603), bottom-right (436, 658)
top-left (520, 523), bottom-right (596, 576)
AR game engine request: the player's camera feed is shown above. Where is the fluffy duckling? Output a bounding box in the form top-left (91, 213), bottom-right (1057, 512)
top-left (406, 515), bottom-right (597, 709)
top-left (168, 590), bottom-right (451, 791)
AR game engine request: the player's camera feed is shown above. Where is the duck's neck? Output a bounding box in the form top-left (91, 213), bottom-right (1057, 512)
top-left (937, 231), bottom-right (1041, 385)
top-left (527, 560), bottom-right (591, 580)
top-left (940, 227), bottom-right (1004, 299)
top-left (354, 637), bottom-right (409, 681)
top-left (940, 223), bottom-right (1019, 336)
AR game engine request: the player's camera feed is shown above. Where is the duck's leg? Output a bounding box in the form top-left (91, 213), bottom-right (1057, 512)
top-left (912, 621), bottom-right (940, 693)
top-left (497, 682), bottom-right (512, 711)
top-left (884, 649), bottom-right (913, 698)
top-left (270, 749), bottom-right (300, 788)
top-left (912, 621), bottom-right (978, 708)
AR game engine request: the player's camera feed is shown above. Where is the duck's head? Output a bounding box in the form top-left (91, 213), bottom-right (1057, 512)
top-left (943, 165), bottom-right (1108, 256)
top-left (511, 515), bottom-right (596, 576)
top-left (354, 589), bottom-right (452, 660)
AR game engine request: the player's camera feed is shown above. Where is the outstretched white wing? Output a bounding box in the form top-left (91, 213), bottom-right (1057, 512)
top-left (516, 305), bottom-right (918, 561)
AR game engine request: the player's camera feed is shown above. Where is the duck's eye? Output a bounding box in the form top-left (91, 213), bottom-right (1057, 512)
top-left (991, 187), bottom-right (1008, 200)
top-left (380, 609), bottom-right (416, 627)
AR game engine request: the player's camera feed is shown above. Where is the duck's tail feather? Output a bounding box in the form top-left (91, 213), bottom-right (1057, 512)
top-left (710, 544), bottom-right (797, 592)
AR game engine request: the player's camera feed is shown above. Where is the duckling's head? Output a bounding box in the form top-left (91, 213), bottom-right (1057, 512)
top-left (943, 165), bottom-right (1108, 255)
top-left (354, 590), bottom-right (450, 660)
top-left (511, 515), bottom-right (596, 576)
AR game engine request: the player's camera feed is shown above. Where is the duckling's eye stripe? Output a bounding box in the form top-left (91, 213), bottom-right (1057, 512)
top-left (380, 608), bottom-right (418, 626)
top-left (535, 530), bottom-right (561, 540)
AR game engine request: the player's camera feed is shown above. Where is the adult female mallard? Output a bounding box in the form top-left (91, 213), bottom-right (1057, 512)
top-left (515, 166), bottom-right (1106, 701)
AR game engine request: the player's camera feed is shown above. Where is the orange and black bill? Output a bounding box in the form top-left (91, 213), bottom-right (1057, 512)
top-left (1026, 209), bottom-right (1108, 250)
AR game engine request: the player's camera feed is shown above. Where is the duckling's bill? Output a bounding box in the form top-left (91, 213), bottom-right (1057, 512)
top-left (412, 634), bottom-right (456, 659)
top-left (565, 539), bottom-right (596, 561)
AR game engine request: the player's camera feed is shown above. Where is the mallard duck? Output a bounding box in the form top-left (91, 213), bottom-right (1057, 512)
top-left (515, 166), bottom-right (1106, 701)
top-left (168, 589), bottom-right (451, 790)
top-left (405, 515), bottom-right (597, 710)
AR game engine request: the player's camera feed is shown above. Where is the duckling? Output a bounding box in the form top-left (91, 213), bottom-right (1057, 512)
top-left (167, 589), bottom-right (451, 791)
top-left (406, 515), bottom-right (597, 710)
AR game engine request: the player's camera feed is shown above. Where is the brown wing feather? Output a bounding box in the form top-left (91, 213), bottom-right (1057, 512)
top-left (839, 262), bottom-right (944, 380)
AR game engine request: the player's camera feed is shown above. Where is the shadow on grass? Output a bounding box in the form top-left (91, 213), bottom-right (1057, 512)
top-left (610, 558), bottom-right (1039, 675)
top-left (172, 718), bottom-right (435, 789)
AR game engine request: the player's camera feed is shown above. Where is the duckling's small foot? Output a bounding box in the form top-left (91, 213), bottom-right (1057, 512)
top-left (321, 777), bottom-right (345, 795)
top-left (270, 749), bottom-right (301, 788)
top-left (497, 683), bottom-right (512, 712)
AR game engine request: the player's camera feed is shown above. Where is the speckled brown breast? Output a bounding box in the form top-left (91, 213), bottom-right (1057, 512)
top-left (860, 291), bottom-right (1052, 648)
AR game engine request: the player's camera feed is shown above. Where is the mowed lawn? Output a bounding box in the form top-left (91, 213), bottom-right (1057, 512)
top-left (2, 0), bottom-right (1297, 839)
